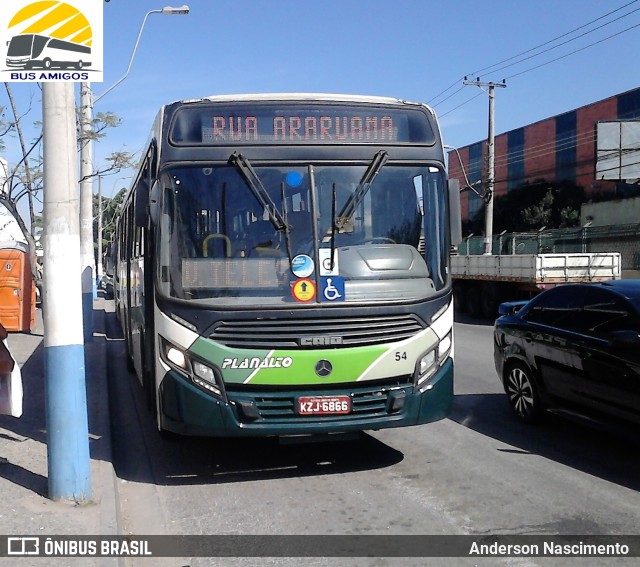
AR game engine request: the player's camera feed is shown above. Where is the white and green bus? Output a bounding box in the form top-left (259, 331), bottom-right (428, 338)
top-left (115, 93), bottom-right (459, 438)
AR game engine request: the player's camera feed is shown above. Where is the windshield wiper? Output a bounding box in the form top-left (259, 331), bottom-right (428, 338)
top-left (329, 182), bottom-right (337, 270)
top-left (280, 181), bottom-right (294, 267)
top-left (335, 150), bottom-right (388, 233)
top-left (229, 152), bottom-right (287, 231)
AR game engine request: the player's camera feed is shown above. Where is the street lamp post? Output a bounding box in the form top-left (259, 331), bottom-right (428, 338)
top-left (78, 5), bottom-right (189, 342)
top-left (79, 83), bottom-right (94, 342)
top-left (94, 5), bottom-right (190, 105)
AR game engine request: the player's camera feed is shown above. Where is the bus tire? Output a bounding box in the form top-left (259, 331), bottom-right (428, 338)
top-left (76, 60), bottom-right (83, 69)
top-left (43, 58), bottom-right (52, 69)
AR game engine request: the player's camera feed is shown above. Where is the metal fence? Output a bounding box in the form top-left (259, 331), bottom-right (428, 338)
top-left (457, 223), bottom-right (640, 273)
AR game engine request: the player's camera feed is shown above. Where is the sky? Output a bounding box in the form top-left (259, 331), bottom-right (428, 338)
top-left (1, 0), bottom-right (640, 204)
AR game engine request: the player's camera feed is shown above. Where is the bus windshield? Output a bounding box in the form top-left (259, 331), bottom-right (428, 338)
top-left (157, 162), bottom-right (447, 306)
top-left (7, 35), bottom-right (33, 56)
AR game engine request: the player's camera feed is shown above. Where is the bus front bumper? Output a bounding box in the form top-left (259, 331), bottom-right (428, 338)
top-left (158, 358), bottom-right (453, 437)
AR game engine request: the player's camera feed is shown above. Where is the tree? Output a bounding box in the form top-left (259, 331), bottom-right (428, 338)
top-left (93, 186), bottom-right (126, 270)
top-left (0, 82), bottom-right (134, 282)
top-left (464, 179), bottom-right (585, 235)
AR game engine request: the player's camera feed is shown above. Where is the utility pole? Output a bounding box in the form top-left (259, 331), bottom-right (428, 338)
top-left (463, 78), bottom-right (506, 255)
top-left (77, 6), bottom-right (190, 341)
top-left (97, 176), bottom-right (103, 283)
top-left (42, 82), bottom-right (91, 501)
top-left (79, 81), bottom-right (94, 342)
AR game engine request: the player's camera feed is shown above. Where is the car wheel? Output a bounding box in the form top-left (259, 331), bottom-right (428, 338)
top-left (504, 362), bottom-right (541, 423)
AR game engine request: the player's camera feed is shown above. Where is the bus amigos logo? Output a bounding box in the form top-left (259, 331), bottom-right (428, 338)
top-left (1, 0), bottom-right (103, 82)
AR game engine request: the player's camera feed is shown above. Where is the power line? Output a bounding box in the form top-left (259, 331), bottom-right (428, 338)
top-left (455, 151), bottom-right (640, 190)
top-left (469, 0), bottom-right (639, 77)
top-left (431, 1), bottom-right (640, 117)
top-left (446, 127), bottom-right (598, 176)
top-left (448, 132), bottom-right (598, 179)
top-left (504, 20), bottom-right (640, 80)
top-left (430, 0), bottom-right (639, 107)
top-left (437, 91), bottom-right (484, 118)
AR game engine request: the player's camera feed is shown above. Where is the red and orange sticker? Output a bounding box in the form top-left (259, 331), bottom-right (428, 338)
top-left (292, 278), bottom-right (315, 302)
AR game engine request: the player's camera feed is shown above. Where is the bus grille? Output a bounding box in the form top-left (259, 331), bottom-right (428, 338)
top-left (241, 386), bottom-right (411, 422)
top-left (210, 315), bottom-right (425, 349)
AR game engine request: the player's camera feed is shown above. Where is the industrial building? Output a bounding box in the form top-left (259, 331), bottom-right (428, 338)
top-left (447, 86), bottom-right (640, 226)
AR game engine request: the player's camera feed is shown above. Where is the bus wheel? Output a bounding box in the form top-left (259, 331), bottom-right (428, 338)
top-left (43, 58), bottom-right (52, 69)
top-left (76, 60), bottom-right (83, 69)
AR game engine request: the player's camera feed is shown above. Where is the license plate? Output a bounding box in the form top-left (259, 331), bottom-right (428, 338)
top-left (297, 395), bottom-right (351, 415)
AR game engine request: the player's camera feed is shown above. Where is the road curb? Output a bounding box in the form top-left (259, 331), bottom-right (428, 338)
top-left (90, 298), bottom-right (123, 566)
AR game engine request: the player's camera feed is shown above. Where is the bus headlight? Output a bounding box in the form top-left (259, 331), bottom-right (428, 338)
top-left (418, 350), bottom-right (436, 378)
top-left (161, 338), bottom-right (189, 374)
top-left (415, 331), bottom-right (452, 390)
top-left (166, 345), bottom-right (187, 369)
top-left (160, 336), bottom-right (224, 398)
top-left (192, 360), bottom-right (222, 396)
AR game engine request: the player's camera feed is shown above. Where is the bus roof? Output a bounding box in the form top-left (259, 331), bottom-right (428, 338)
top-left (172, 93), bottom-right (434, 113)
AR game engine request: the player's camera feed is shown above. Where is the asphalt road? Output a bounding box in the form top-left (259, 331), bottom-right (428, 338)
top-left (104, 303), bottom-right (640, 567)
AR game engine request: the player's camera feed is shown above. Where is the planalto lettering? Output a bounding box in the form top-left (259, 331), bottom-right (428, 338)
top-left (222, 356), bottom-right (293, 370)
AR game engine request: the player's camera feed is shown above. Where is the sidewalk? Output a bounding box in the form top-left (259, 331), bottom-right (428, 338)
top-left (0, 297), bottom-right (119, 565)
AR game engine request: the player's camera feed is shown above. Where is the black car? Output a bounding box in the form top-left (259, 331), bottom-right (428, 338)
top-left (494, 280), bottom-right (640, 424)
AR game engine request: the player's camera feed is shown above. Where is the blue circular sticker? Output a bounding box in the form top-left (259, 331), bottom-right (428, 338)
top-left (291, 254), bottom-right (314, 277)
top-left (286, 171), bottom-right (303, 188)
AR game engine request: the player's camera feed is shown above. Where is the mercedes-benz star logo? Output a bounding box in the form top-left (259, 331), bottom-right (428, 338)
top-left (315, 359), bottom-right (333, 377)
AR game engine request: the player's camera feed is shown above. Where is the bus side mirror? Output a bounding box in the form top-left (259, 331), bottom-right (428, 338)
top-left (134, 179), bottom-right (149, 228)
top-left (448, 178), bottom-right (462, 247)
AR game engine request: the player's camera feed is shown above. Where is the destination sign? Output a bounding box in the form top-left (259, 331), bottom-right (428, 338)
top-left (169, 104), bottom-right (435, 145)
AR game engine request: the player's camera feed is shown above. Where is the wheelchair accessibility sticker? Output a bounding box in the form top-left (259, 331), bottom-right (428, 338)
top-left (321, 276), bottom-right (345, 302)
